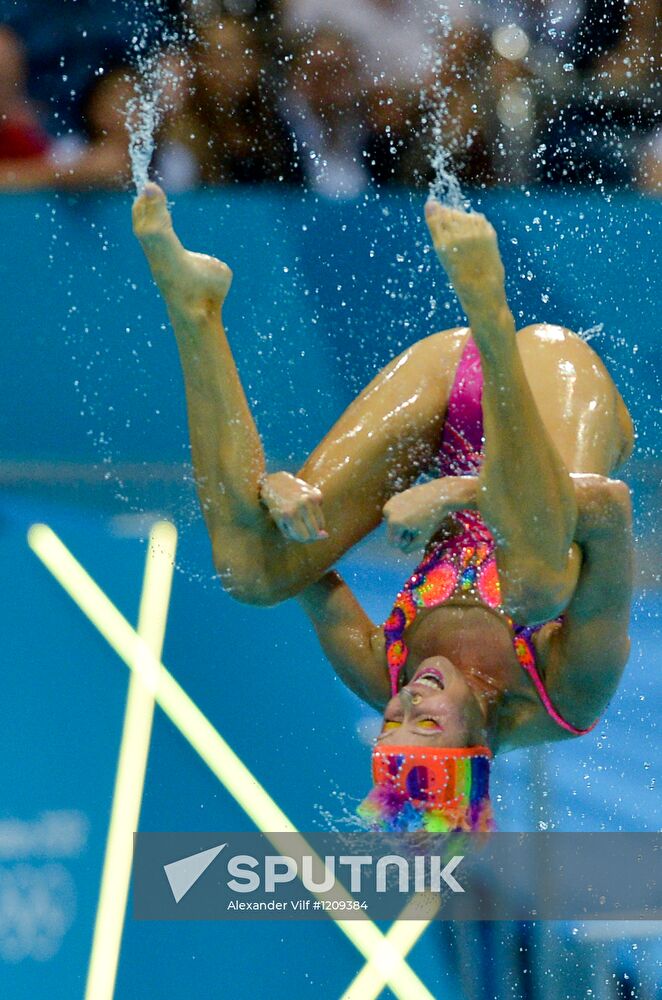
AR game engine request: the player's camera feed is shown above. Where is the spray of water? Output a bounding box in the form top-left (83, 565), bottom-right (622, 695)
top-left (124, 9), bottom-right (191, 193)
top-left (126, 49), bottom-right (165, 193)
top-left (577, 322), bottom-right (604, 343)
top-left (422, 5), bottom-right (467, 208)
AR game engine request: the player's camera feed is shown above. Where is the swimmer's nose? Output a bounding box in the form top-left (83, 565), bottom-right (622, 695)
top-left (400, 689), bottom-right (422, 713)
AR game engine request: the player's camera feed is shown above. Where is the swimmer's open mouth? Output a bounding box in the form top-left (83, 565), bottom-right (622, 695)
top-left (412, 667), bottom-right (445, 691)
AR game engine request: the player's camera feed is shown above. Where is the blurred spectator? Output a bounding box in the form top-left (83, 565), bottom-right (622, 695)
top-left (363, 84), bottom-right (429, 188)
top-left (535, 0), bottom-right (660, 187)
top-left (0, 26), bottom-right (51, 163)
top-left (0, 0), bottom-right (183, 134)
top-left (281, 28), bottom-right (368, 196)
top-left (149, 47), bottom-right (201, 192)
top-left (163, 18), bottom-right (301, 186)
top-left (638, 129), bottom-right (662, 194)
top-left (421, 22), bottom-right (496, 190)
top-left (283, 0), bottom-right (474, 88)
top-left (0, 63), bottom-right (133, 189)
top-left (361, 24), bottom-right (496, 191)
top-left (280, 9), bottom-right (500, 195)
top-left (0, 0), bottom-right (657, 195)
top-left (184, 0), bottom-right (278, 25)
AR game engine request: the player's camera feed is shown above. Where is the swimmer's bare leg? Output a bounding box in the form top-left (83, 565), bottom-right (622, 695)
top-left (133, 184), bottom-right (457, 604)
top-left (426, 202), bottom-right (578, 622)
top-left (132, 182), bottom-right (269, 584)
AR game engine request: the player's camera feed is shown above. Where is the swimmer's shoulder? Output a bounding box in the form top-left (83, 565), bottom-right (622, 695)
top-left (493, 620), bottom-right (608, 752)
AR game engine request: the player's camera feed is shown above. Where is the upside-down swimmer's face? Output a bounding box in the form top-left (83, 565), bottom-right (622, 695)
top-left (377, 657), bottom-right (486, 749)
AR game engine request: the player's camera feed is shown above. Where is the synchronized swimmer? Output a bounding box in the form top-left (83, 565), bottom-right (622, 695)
top-left (133, 183), bottom-right (633, 832)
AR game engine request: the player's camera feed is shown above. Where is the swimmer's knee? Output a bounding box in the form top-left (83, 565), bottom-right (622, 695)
top-left (223, 577), bottom-right (285, 607)
top-left (212, 535), bottom-right (299, 607)
top-left (615, 394), bottom-right (635, 468)
top-left (215, 560), bottom-right (287, 607)
top-left (516, 322), bottom-right (577, 346)
top-left (499, 555), bottom-right (579, 625)
top-left (500, 586), bottom-right (567, 627)
top-left (212, 534), bottom-right (269, 606)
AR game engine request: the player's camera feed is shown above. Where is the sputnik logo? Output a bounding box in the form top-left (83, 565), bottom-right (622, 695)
top-left (163, 844), bottom-right (227, 903)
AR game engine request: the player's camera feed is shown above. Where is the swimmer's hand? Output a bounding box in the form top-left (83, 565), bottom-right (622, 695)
top-left (260, 472), bottom-right (328, 543)
top-left (383, 476), bottom-right (478, 553)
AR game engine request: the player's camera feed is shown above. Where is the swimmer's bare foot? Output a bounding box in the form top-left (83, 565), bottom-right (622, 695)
top-left (132, 182), bottom-right (232, 314)
top-left (425, 199), bottom-right (512, 346)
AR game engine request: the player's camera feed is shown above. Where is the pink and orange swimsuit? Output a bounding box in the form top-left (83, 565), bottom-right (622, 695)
top-left (383, 336), bottom-right (596, 737)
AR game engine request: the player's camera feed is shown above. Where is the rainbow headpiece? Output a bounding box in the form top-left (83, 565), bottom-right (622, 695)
top-left (358, 745), bottom-right (495, 833)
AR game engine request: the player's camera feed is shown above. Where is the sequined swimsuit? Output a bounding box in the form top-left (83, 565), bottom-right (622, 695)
top-left (383, 336), bottom-right (596, 738)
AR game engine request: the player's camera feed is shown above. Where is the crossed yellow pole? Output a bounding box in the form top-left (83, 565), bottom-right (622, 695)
top-left (84, 521), bottom-right (177, 999)
top-left (28, 523), bottom-right (437, 1000)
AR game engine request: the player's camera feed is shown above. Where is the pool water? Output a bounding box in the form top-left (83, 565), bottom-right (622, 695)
top-left (0, 188), bottom-right (659, 998)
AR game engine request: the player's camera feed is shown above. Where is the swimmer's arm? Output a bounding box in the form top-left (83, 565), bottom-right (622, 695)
top-left (537, 475), bottom-right (633, 730)
top-left (383, 476), bottom-right (479, 553)
top-left (259, 472), bottom-right (479, 551)
top-left (296, 571), bottom-right (390, 711)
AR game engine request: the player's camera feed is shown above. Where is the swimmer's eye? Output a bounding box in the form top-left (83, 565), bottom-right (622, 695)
top-left (417, 719), bottom-right (442, 729)
top-left (383, 721), bottom-right (402, 730)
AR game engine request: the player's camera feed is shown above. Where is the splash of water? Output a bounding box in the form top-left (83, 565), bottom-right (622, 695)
top-left (124, 8), bottom-right (190, 193)
top-left (126, 49), bottom-right (164, 194)
top-left (313, 785), bottom-right (368, 832)
top-left (577, 322), bottom-right (604, 343)
top-left (422, 5), bottom-right (467, 208)
top-left (428, 144), bottom-right (465, 208)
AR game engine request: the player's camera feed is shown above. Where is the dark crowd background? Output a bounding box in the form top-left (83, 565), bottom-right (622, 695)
top-left (0, 0), bottom-right (659, 195)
